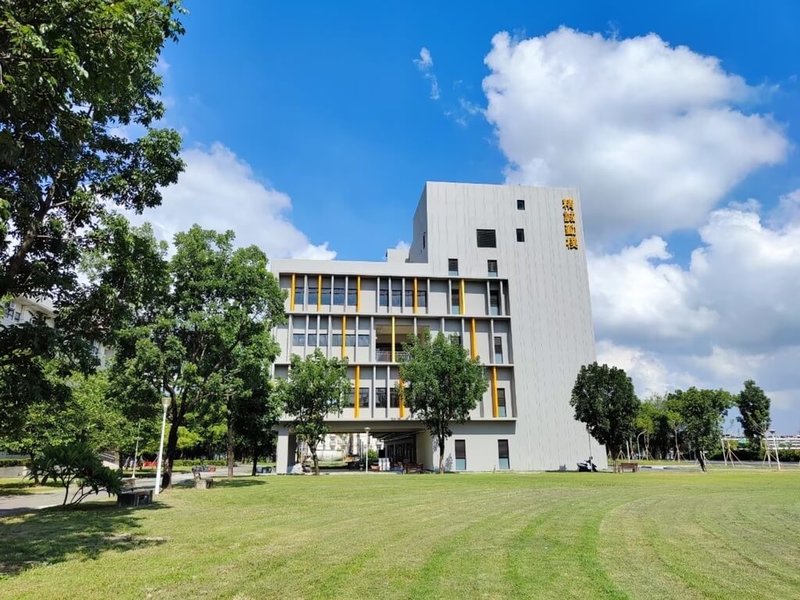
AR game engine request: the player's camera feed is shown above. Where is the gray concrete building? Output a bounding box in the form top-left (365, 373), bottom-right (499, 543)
top-left (272, 182), bottom-right (606, 472)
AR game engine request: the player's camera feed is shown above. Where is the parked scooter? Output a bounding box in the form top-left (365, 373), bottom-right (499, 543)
top-left (577, 456), bottom-right (598, 472)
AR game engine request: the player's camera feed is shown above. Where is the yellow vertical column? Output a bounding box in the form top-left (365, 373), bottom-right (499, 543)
top-left (341, 316), bottom-right (347, 358)
top-left (470, 318), bottom-right (477, 359)
top-left (391, 316), bottom-right (396, 363)
top-left (290, 274), bottom-right (296, 311)
top-left (316, 275), bottom-right (322, 311)
top-left (460, 279), bottom-right (466, 315)
top-left (399, 377), bottom-right (405, 418)
top-left (491, 367), bottom-right (499, 418)
top-left (356, 276), bottom-right (361, 312)
top-left (413, 278), bottom-right (418, 314)
top-left (354, 365), bottom-right (360, 419)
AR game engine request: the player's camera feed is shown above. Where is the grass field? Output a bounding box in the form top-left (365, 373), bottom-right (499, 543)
top-left (1, 470), bottom-right (799, 599)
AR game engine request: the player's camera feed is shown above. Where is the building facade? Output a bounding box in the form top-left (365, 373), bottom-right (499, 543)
top-left (272, 182), bottom-right (606, 472)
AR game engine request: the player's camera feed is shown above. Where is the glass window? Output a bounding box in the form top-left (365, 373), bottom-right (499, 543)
top-left (292, 332), bottom-right (305, 346)
top-left (417, 290), bottom-right (427, 308)
top-left (346, 334), bottom-right (356, 347)
top-left (448, 258), bottom-right (458, 276)
top-left (5, 305), bottom-right (14, 319)
top-left (375, 388), bottom-right (387, 408)
top-left (494, 336), bottom-right (503, 363)
top-left (516, 228), bottom-right (525, 242)
top-left (517, 199), bottom-right (525, 210)
top-left (498, 439), bottom-right (510, 470)
top-left (347, 282), bottom-right (357, 306)
top-left (477, 229), bottom-right (497, 248)
top-left (294, 282), bottom-right (305, 306)
top-left (451, 288), bottom-right (460, 315)
top-left (455, 439), bottom-right (466, 471)
top-left (308, 281), bottom-right (319, 305)
top-left (331, 333), bottom-right (343, 347)
top-left (359, 387), bottom-right (369, 408)
top-left (497, 389), bottom-right (507, 417)
top-left (404, 287), bottom-right (413, 308)
top-left (450, 334), bottom-right (462, 347)
top-left (390, 388), bottom-right (400, 408)
top-left (358, 333), bottom-right (370, 347)
top-left (488, 260), bottom-right (498, 277)
top-left (333, 286), bottom-right (345, 305)
top-left (307, 333), bottom-right (317, 346)
top-left (344, 390), bottom-right (355, 408)
top-left (489, 289), bottom-right (500, 316)
top-left (379, 283), bottom-right (389, 307)
top-left (318, 333), bottom-right (328, 347)
top-left (321, 285), bottom-right (331, 305)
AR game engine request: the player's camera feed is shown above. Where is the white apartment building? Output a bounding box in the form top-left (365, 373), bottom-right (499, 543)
top-left (272, 182), bottom-right (606, 472)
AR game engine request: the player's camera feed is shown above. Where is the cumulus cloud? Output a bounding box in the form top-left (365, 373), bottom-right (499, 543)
top-left (482, 27), bottom-right (788, 244)
top-left (414, 47), bottom-right (440, 100)
top-left (132, 143), bottom-right (336, 260)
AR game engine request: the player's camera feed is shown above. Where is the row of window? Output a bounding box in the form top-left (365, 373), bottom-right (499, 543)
top-left (454, 439), bottom-right (510, 470)
top-left (4, 305), bottom-right (21, 322)
top-left (378, 286), bottom-right (428, 308)
top-left (340, 386), bottom-right (509, 415)
top-left (292, 332), bottom-right (370, 347)
top-left (475, 228), bottom-right (525, 249)
top-left (295, 281), bottom-right (358, 307)
top-left (448, 258), bottom-right (498, 277)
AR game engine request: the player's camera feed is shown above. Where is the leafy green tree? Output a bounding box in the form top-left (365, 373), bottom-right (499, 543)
top-left (110, 226), bottom-right (285, 488)
top-left (570, 362), bottom-right (640, 459)
top-left (737, 380), bottom-right (771, 449)
top-left (29, 441), bottom-right (122, 506)
top-left (275, 349), bottom-right (350, 475)
top-left (669, 387), bottom-right (735, 471)
top-left (399, 332), bottom-right (488, 474)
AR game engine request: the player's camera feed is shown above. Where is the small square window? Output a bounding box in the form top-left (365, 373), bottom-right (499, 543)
top-left (448, 258), bottom-right (459, 276)
top-left (487, 260), bottom-right (498, 277)
top-left (516, 228), bottom-right (525, 242)
top-left (477, 229), bottom-right (497, 248)
top-left (517, 199), bottom-right (525, 210)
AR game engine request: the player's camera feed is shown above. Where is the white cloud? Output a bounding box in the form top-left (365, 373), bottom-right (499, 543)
top-left (482, 27), bottom-right (788, 244)
top-left (414, 47), bottom-right (440, 100)
top-left (132, 143), bottom-right (336, 260)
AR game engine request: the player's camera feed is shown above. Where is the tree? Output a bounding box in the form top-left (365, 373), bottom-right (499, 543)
top-left (109, 226), bottom-right (286, 488)
top-left (275, 349), bottom-right (350, 475)
top-left (737, 380), bottom-right (771, 449)
top-left (570, 362), bottom-right (639, 459)
top-left (669, 387), bottom-right (734, 471)
top-left (399, 332), bottom-right (488, 474)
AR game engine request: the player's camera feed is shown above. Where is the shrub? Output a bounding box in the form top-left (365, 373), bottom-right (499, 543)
top-left (0, 458), bottom-right (30, 467)
top-left (30, 443), bottom-right (122, 506)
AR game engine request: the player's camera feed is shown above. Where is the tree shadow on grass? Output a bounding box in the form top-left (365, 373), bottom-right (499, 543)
top-left (0, 502), bottom-right (169, 578)
top-left (206, 477), bottom-right (271, 489)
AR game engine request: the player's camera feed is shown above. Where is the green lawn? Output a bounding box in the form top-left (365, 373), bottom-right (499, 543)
top-left (1, 470), bottom-right (799, 599)
top-left (0, 478), bottom-right (59, 497)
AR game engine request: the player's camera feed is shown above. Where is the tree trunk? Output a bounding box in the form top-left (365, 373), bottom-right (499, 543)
top-left (311, 447), bottom-right (319, 475)
top-left (164, 416), bottom-right (180, 490)
top-left (698, 450), bottom-right (707, 472)
top-left (438, 435), bottom-right (445, 474)
top-left (226, 409), bottom-right (235, 479)
top-left (251, 442), bottom-right (258, 476)
top-left (674, 427), bottom-right (680, 461)
top-left (29, 452), bottom-right (39, 484)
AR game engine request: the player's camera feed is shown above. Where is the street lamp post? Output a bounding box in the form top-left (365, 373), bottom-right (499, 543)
top-left (131, 422), bottom-right (141, 480)
top-left (364, 427), bottom-right (370, 473)
top-left (771, 429), bottom-right (781, 471)
top-left (154, 394), bottom-right (171, 495)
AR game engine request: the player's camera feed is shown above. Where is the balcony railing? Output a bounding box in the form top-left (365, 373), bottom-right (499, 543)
top-left (375, 350), bottom-right (410, 362)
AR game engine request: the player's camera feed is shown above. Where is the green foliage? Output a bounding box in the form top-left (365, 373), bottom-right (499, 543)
top-left (275, 349), bottom-right (350, 475)
top-left (668, 387), bottom-right (735, 471)
top-left (109, 226), bottom-right (286, 486)
top-left (570, 362), bottom-right (639, 458)
top-left (399, 331), bottom-right (488, 473)
top-left (29, 442), bottom-right (122, 506)
top-left (737, 380), bottom-right (771, 447)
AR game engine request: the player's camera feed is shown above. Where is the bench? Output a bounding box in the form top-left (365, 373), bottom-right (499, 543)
top-left (613, 461), bottom-right (639, 473)
top-left (404, 462), bottom-right (424, 474)
top-left (118, 488), bottom-right (154, 507)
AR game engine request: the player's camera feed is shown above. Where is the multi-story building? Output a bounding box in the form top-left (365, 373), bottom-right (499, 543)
top-left (272, 182), bottom-right (606, 472)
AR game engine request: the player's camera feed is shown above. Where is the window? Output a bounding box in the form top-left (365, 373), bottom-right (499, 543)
top-left (487, 260), bottom-right (498, 277)
top-left (450, 334), bottom-right (462, 347)
top-left (516, 228), bottom-right (525, 242)
top-left (391, 285), bottom-right (402, 307)
top-left (450, 288), bottom-right (460, 315)
top-left (346, 334), bottom-right (356, 347)
top-left (344, 391), bottom-right (355, 408)
top-left (375, 388), bottom-right (387, 408)
top-left (417, 290), bottom-right (428, 308)
top-left (318, 333), bottom-right (328, 347)
top-left (390, 388), bottom-right (400, 408)
top-left (497, 389), bottom-right (507, 417)
top-left (321, 285), bottom-right (331, 305)
top-left (455, 439), bottom-right (466, 471)
top-left (294, 282), bottom-right (305, 306)
top-left (477, 229), bottom-right (497, 248)
top-left (333, 286), bottom-right (345, 305)
top-left (308, 280), bottom-right (319, 305)
top-left (292, 332), bottom-right (306, 346)
top-left (331, 333), bottom-right (343, 347)
top-left (359, 387), bottom-right (370, 408)
top-left (489, 288), bottom-right (500, 316)
top-left (347, 281), bottom-right (357, 306)
top-left (498, 439), bottom-right (510, 470)
top-left (517, 199), bottom-right (525, 210)
top-left (404, 287), bottom-right (413, 308)
top-left (4, 305), bottom-right (14, 319)
top-left (494, 336), bottom-right (503, 363)
top-left (379, 282), bottom-right (389, 307)
top-left (358, 333), bottom-right (370, 347)
top-left (448, 258), bottom-right (459, 276)
top-left (307, 333), bottom-right (317, 347)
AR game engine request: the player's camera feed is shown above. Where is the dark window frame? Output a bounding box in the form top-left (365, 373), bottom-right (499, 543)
top-left (477, 229), bottom-right (497, 248)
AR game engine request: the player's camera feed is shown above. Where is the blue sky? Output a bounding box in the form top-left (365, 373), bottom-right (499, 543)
top-left (144, 1), bottom-right (800, 431)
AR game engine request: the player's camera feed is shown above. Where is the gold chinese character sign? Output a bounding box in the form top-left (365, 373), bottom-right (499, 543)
top-left (561, 198), bottom-right (579, 250)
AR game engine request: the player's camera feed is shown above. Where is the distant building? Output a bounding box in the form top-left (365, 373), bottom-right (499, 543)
top-left (271, 182), bottom-right (606, 472)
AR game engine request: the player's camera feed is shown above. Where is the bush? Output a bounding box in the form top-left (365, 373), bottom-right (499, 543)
top-left (30, 443), bottom-right (122, 506)
top-left (171, 459), bottom-right (230, 467)
top-left (0, 458), bottom-right (30, 467)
